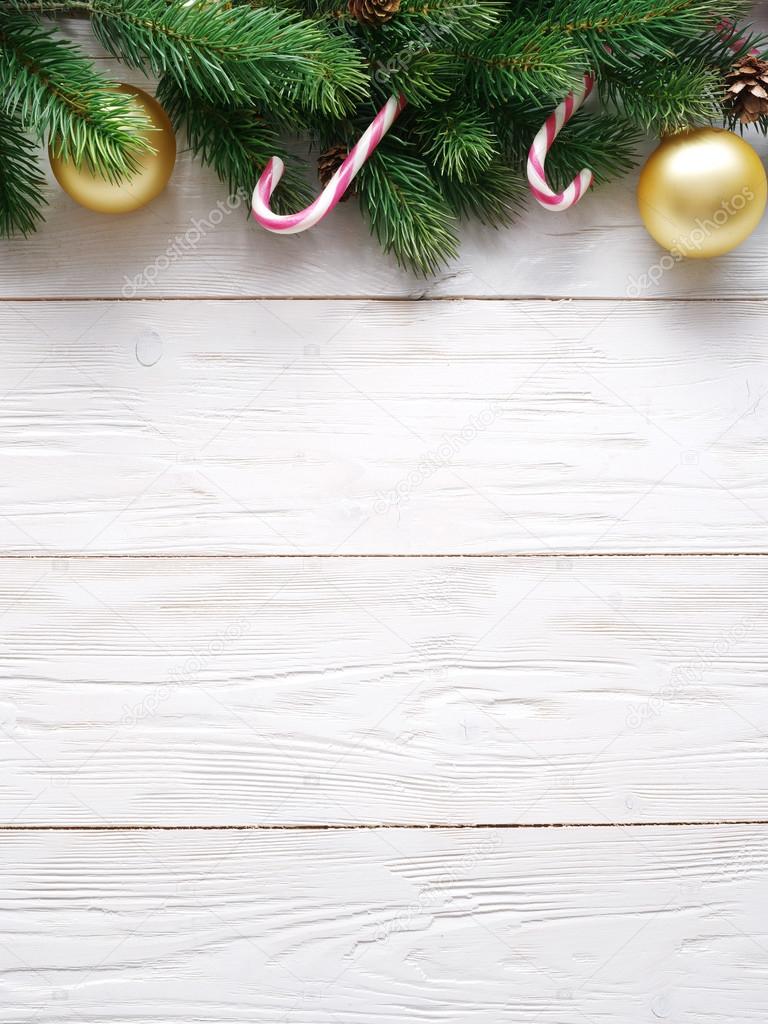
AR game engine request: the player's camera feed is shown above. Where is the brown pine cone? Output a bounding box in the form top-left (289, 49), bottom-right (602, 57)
top-left (348, 0), bottom-right (400, 27)
top-left (317, 144), bottom-right (353, 200)
top-left (725, 55), bottom-right (768, 124)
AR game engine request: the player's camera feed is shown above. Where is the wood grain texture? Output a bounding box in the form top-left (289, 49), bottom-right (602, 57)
top-left (3, 17), bottom-right (768, 1012)
top-left (2, 555), bottom-right (767, 826)
top-left (1, 299), bottom-right (767, 555)
top-left (2, 825), bottom-right (768, 1023)
top-left (2, 19), bottom-right (768, 300)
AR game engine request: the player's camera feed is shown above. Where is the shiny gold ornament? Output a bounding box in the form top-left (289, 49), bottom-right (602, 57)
top-left (49, 85), bottom-right (176, 214)
top-left (637, 127), bottom-right (767, 259)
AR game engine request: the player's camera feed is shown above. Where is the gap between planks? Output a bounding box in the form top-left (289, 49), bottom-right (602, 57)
top-left (3, 294), bottom-right (768, 303)
top-left (4, 821), bottom-right (768, 832)
top-left (2, 552), bottom-right (768, 559)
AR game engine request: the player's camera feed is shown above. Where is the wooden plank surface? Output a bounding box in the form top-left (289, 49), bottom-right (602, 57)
top-left (2, 825), bottom-right (767, 1023)
top-left (4, 17), bottom-right (768, 1019)
top-left (1, 299), bottom-right (767, 555)
top-left (1, 555), bottom-right (766, 826)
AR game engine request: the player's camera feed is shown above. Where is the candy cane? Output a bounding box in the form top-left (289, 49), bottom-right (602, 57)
top-left (252, 93), bottom-right (407, 234)
top-left (527, 73), bottom-right (595, 210)
top-left (716, 18), bottom-right (760, 55)
top-left (528, 20), bottom-right (761, 211)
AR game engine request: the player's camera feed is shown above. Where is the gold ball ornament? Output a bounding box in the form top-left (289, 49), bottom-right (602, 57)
top-left (637, 127), bottom-right (767, 259)
top-left (49, 85), bottom-right (176, 214)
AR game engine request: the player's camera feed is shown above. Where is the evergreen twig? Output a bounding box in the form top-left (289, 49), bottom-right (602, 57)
top-left (0, 13), bottom-right (152, 178)
top-left (0, 108), bottom-right (46, 235)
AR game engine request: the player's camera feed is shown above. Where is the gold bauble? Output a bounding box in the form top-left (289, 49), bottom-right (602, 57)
top-left (637, 128), bottom-right (767, 259)
top-left (49, 85), bottom-right (176, 214)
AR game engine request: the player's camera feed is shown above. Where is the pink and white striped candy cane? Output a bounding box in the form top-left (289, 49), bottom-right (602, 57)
top-left (528, 21), bottom-right (761, 211)
top-left (527, 73), bottom-right (595, 210)
top-left (252, 93), bottom-right (407, 234)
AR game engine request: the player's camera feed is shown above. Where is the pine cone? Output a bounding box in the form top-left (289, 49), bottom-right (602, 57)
top-left (348, 0), bottom-right (400, 27)
top-left (725, 55), bottom-right (768, 124)
top-left (318, 144), bottom-right (353, 200)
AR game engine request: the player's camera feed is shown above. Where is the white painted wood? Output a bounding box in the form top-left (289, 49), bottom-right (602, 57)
top-left (1, 299), bottom-right (767, 554)
top-left (2, 825), bottom-right (767, 1023)
top-left (4, 14), bottom-right (768, 1008)
top-left (3, 19), bottom-right (768, 299)
top-left (2, 555), bottom-right (767, 826)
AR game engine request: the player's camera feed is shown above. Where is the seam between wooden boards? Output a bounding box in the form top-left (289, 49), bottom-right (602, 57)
top-left (2, 552), bottom-right (768, 559)
top-left (3, 821), bottom-right (768, 831)
top-left (3, 295), bottom-right (768, 303)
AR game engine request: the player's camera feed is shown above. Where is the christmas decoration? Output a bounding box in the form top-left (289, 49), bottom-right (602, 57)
top-left (636, 127), bottom-right (767, 258)
top-left (0, 0), bottom-right (765, 271)
top-left (348, 0), bottom-right (401, 28)
top-left (527, 74), bottom-right (595, 210)
top-left (725, 54), bottom-right (768, 124)
top-left (318, 145), bottom-right (352, 197)
top-left (524, 17), bottom-right (768, 260)
top-left (253, 94), bottom-right (405, 233)
top-left (49, 85), bottom-right (176, 213)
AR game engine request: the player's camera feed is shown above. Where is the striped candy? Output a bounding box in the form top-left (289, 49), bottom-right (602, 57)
top-left (527, 74), bottom-right (595, 211)
top-left (252, 94), bottom-right (407, 234)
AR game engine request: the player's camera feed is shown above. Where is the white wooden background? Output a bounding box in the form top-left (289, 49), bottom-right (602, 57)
top-left (2, 17), bottom-right (768, 1023)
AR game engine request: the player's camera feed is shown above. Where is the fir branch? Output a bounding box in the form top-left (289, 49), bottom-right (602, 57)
top-left (413, 102), bottom-right (498, 181)
top-left (356, 138), bottom-right (458, 274)
top-left (438, 160), bottom-right (525, 225)
top-left (599, 58), bottom-right (723, 132)
top-left (367, 0), bottom-right (503, 44)
top-left (377, 52), bottom-right (461, 105)
top-left (8, 0), bottom-right (369, 115)
top-left (461, 17), bottom-right (586, 104)
top-left (0, 12), bottom-right (153, 178)
top-left (0, 109), bottom-right (46, 236)
top-left (542, 0), bottom-right (751, 69)
top-left (157, 77), bottom-right (312, 213)
top-left (283, 0), bottom-right (502, 40)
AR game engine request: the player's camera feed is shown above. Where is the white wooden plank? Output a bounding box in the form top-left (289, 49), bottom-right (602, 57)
top-left (2, 555), bottom-right (767, 826)
top-left (1, 299), bottom-right (767, 555)
top-left (1, 825), bottom-right (767, 1022)
top-left (4, 21), bottom-right (768, 299)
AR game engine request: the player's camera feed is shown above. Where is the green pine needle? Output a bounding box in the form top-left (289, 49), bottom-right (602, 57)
top-left (439, 160), bottom-right (525, 225)
top-left (0, 109), bottom-right (46, 236)
top-left (357, 139), bottom-right (459, 274)
top-left (158, 77), bottom-right (313, 213)
top-left (0, 13), bottom-right (153, 179)
top-left (413, 103), bottom-right (498, 180)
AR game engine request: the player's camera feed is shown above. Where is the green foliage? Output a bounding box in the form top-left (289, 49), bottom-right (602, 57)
top-left (439, 161), bottom-right (525, 225)
top-left (413, 103), bottom-right (498, 181)
top-left (0, 13), bottom-right (153, 178)
top-left (157, 77), bottom-right (313, 213)
top-left (0, 109), bottom-right (45, 236)
top-left (357, 139), bottom-right (459, 273)
top-left (599, 59), bottom-right (723, 134)
top-left (87, 0), bottom-right (366, 115)
top-left (463, 17), bottom-right (586, 105)
top-left (0, 0), bottom-right (764, 268)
